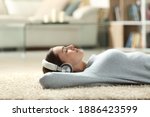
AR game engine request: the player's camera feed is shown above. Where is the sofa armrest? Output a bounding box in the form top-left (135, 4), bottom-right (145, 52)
top-left (72, 6), bottom-right (99, 23)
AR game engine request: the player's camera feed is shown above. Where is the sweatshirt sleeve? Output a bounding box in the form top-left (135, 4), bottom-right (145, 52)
top-left (40, 72), bottom-right (101, 88)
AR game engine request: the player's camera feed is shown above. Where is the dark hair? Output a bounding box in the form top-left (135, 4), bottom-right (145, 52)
top-left (42, 48), bottom-right (63, 74)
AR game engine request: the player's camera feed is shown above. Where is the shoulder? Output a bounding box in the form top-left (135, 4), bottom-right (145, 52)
top-left (104, 49), bottom-right (123, 54)
top-left (95, 49), bottom-right (125, 58)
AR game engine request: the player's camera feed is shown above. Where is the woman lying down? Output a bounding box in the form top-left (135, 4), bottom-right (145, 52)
top-left (40, 44), bottom-right (150, 88)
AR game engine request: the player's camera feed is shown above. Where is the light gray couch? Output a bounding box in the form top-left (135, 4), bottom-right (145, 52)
top-left (0, 0), bottom-right (99, 49)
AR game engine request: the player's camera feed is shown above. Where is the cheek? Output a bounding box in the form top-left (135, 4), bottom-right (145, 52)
top-left (59, 53), bottom-right (75, 63)
top-left (60, 51), bottom-right (83, 64)
top-left (67, 52), bottom-right (83, 63)
top-left (58, 53), bottom-right (67, 63)
top-left (69, 51), bottom-right (79, 57)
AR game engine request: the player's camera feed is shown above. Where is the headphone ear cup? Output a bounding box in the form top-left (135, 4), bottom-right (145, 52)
top-left (61, 63), bottom-right (73, 72)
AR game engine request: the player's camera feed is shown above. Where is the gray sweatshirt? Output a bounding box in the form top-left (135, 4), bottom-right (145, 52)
top-left (40, 49), bottom-right (150, 88)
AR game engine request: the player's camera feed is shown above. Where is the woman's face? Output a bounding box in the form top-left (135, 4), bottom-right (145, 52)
top-left (53, 44), bottom-right (84, 65)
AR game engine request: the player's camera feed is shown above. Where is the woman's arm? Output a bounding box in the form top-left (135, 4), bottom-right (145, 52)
top-left (39, 71), bottom-right (139, 89)
top-left (39, 72), bottom-right (101, 89)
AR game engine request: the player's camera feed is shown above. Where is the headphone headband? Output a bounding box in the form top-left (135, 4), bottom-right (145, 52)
top-left (42, 59), bottom-right (73, 72)
top-left (42, 59), bottom-right (61, 71)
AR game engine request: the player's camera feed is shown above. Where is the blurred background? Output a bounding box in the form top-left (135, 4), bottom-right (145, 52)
top-left (0, 0), bottom-right (150, 73)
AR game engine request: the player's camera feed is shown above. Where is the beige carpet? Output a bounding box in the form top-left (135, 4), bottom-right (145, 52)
top-left (0, 49), bottom-right (150, 100)
top-left (0, 71), bottom-right (150, 100)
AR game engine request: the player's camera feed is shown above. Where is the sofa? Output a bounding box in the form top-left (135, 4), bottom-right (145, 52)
top-left (0, 0), bottom-right (99, 49)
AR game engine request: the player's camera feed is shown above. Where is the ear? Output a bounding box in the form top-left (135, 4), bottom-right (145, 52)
top-left (61, 63), bottom-right (73, 72)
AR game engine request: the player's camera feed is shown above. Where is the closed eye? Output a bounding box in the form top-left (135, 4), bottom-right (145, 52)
top-left (65, 48), bottom-right (68, 53)
top-left (62, 46), bottom-right (68, 53)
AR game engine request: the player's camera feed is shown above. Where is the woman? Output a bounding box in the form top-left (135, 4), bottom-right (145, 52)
top-left (40, 44), bottom-right (150, 88)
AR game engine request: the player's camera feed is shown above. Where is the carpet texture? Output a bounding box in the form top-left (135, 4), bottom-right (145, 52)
top-left (0, 71), bottom-right (150, 100)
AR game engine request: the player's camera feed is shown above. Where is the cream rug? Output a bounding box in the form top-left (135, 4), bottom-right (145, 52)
top-left (0, 71), bottom-right (150, 100)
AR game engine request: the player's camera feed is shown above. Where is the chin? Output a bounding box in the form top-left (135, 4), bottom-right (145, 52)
top-left (79, 50), bottom-right (84, 58)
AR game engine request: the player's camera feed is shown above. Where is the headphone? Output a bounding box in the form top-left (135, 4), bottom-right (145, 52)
top-left (42, 59), bottom-right (73, 72)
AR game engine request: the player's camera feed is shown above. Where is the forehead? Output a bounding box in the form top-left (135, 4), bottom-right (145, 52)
top-left (52, 46), bottom-right (63, 54)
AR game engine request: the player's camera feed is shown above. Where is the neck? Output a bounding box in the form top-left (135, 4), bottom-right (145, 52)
top-left (73, 61), bottom-right (87, 72)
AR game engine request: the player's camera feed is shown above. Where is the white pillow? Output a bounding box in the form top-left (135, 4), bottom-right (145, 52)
top-left (0, 0), bottom-right (8, 14)
top-left (5, 0), bottom-right (42, 16)
top-left (35, 0), bottom-right (70, 18)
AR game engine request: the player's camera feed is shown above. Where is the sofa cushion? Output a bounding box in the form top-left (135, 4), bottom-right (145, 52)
top-left (65, 0), bottom-right (81, 16)
top-left (0, 0), bottom-right (8, 15)
top-left (35, 0), bottom-right (70, 18)
top-left (5, 0), bottom-right (42, 16)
